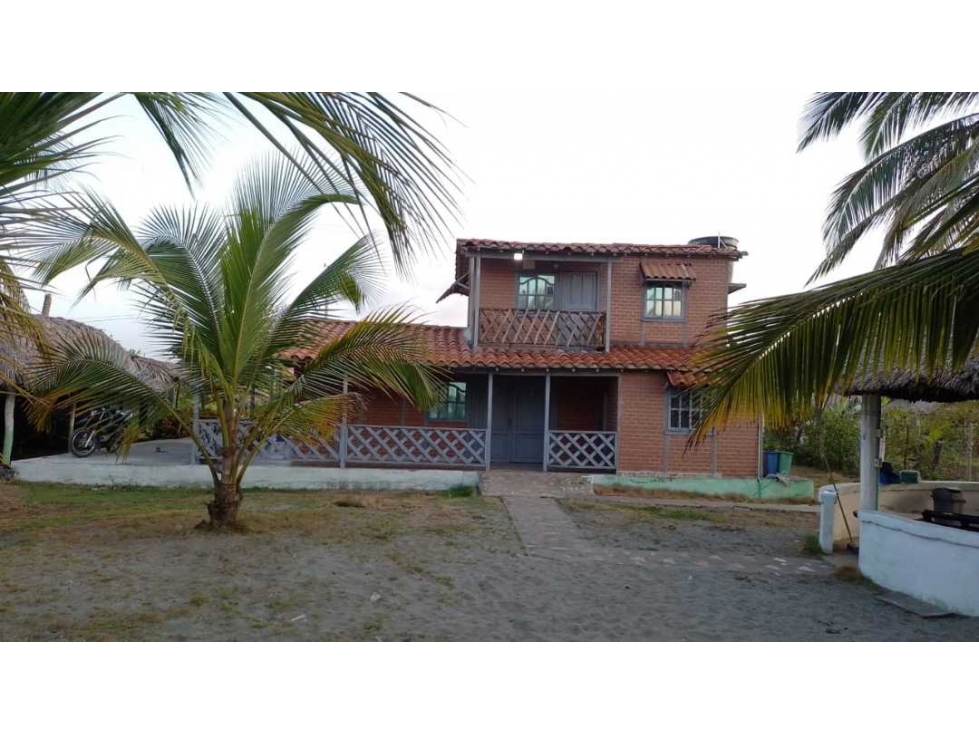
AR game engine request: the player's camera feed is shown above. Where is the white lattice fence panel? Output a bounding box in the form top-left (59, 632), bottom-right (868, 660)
top-left (346, 425), bottom-right (487, 466)
top-left (196, 419), bottom-right (339, 463)
top-left (547, 431), bottom-right (617, 470)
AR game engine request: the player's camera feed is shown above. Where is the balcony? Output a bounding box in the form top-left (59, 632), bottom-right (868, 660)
top-left (478, 308), bottom-right (606, 349)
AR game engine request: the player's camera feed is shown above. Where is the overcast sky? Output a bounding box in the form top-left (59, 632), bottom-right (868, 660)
top-left (33, 90), bottom-right (880, 357)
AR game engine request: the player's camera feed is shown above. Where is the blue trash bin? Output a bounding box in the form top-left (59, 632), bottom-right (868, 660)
top-left (763, 451), bottom-right (779, 476)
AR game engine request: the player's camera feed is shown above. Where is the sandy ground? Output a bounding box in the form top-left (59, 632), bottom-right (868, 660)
top-left (561, 500), bottom-right (819, 558)
top-left (1, 483), bottom-right (978, 641)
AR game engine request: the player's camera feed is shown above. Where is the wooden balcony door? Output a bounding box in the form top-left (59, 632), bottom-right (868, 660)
top-left (490, 376), bottom-right (545, 465)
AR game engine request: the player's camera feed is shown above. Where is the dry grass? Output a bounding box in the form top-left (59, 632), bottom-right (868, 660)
top-left (594, 485), bottom-right (817, 505)
top-left (790, 464), bottom-right (857, 490)
top-left (563, 499), bottom-right (817, 532)
top-left (0, 482), bottom-right (500, 545)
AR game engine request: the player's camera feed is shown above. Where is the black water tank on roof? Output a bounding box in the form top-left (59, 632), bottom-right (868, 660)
top-left (688, 235), bottom-right (740, 249)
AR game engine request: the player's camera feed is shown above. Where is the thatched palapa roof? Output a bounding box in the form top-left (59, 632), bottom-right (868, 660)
top-left (846, 357), bottom-right (979, 403)
top-left (0, 315), bottom-right (179, 392)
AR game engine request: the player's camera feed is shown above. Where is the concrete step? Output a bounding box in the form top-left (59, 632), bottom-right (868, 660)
top-left (479, 469), bottom-right (594, 498)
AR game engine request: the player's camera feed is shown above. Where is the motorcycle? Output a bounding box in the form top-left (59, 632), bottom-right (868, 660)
top-left (70, 407), bottom-right (134, 457)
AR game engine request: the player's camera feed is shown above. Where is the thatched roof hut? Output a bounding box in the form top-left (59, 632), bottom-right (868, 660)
top-left (0, 312), bottom-right (179, 392)
top-left (846, 358), bottom-right (979, 403)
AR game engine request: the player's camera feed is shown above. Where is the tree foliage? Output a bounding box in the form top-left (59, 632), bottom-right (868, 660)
top-left (696, 93), bottom-right (979, 437)
top-left (28, 158), bottom-right (439, 527)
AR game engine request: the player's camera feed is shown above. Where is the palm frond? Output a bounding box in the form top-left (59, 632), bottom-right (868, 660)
top-left (695, 249), bottom-right (979, 439)
top-left (800, 93), bottom-right (979, 279)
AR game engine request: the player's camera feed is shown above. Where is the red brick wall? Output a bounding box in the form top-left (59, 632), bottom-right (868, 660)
top-left (609, 255), bottom-right (730, 347)
top-left (476, 254), bottom-right (732, 347)
top-left (352, 386), bottom-right (469, 428)
top-left (551, 376), bottom-right (613, 431)
top-left (617, 372), bottom-right (759, 476)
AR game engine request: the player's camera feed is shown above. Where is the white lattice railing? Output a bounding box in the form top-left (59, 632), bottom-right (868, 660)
top-left (197, 419), bottom-right (339, 463)
top-left (479, 309), bottom-right (606, 348)
top-left (346, 425), bottom-right (487, 467)
top-left (195, 419), bottom-right (485, 467)
top-left (547, 430), bottom-right (617, 470)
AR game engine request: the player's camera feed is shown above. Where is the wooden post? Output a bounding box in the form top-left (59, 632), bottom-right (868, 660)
top-left (340, 376), bottom-right (348, 469)
top-left (190, 393), bottom-right (200, 465)
top-left (67, 404), bottom-right (77, 453)
top-left (2, 393), bottom-right (14, 464)
top-left (542, 373), bottom-right (551, 472)
top-left (472, 255), bottom-right (481, 348)
top-left (485, 372), bottom-right (494, 469)
top-left (605, 261), bottom-right (613, 351)
top-left (710, 429), bottom-right (718, 475)
top-left (756, 413), bottom-right (765, 479)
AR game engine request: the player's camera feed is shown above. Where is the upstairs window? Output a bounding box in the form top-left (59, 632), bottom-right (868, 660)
top-left (645, 282), bottom-right (684, 320)
top-left (517, 274), bottom-right (556, 310)
top-left (428, 381), bottom-right (467, 421)
top-left (668, 389), bottom-right (703, 432)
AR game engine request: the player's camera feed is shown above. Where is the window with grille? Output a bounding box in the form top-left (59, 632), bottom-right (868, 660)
top-left (668, 389), bottom-right (703, 432)
top-left (517, 274), bottom-right (556, 310)
top-left (644, 282), bottom-right (684, 319)
top-left (428, 381), bottom-right (467, 421)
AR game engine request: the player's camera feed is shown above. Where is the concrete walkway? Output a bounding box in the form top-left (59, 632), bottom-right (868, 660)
top-left (503, 496), bottom-right (832, 576)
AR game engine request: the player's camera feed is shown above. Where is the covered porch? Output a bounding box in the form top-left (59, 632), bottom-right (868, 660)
top-left (193, 371), bottom-right (620, 472)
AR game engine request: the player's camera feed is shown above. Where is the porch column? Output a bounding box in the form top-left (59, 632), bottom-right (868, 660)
top-left (615, 374), bottom-right (622, 472)
top-left (339, 376), bottom-right (348, 469)
top-left (472, 255), bottom-right (482, 348)
top-left (860, 393), bottom-right (882, 513)
top-left (542, 373), bottom-right (551, 472)
top-left (190, 393), bottom-right (200, 465)
top-left (485, 372), bottom-right (493, 469)
top-left (2, 393), bottom-right (14, 465)
top-left (605, 261), bottom-right (613, 351)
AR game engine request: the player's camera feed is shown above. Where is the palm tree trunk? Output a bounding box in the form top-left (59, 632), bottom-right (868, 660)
top-left (207, 476), bottom-right (241, 527)
top-left (206, 409), bottom-right (242, 528)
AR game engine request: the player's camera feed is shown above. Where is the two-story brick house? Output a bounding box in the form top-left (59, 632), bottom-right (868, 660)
top-left (276, 237), bottom-right (761, 476)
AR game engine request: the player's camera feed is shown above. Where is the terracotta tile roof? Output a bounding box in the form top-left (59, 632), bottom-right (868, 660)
top-left (640, 260), bottom-right (697, 281)
top-left (283, 320), bottom-right (696, 372)
top-left (454, 238), bottom-right (745, 279)
top-left (667, 370), bottom-right (704, 388)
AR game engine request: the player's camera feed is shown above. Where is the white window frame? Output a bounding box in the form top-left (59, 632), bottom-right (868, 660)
top-left (644, 281), bottom-right (685, 321)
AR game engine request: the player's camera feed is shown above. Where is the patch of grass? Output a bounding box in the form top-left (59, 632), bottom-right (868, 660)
top-left (595, 485), bottom-right (816, 505)
top-left (333, 498), bottom-right (365, 509)
top-left (444, 485), bottom-right (476, 498)
top-left (642, 506), bottom-right (715, 522)
top-left (799, 533), bottom-right (825, 557)
top-left (567, 500), bottom-right (717, 523)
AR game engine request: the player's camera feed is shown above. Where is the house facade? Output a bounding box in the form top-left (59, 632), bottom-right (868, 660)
top-left (229, 237), bottom-right (761, 476)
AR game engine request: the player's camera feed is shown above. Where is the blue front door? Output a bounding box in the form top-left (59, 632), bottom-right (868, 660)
top-left (491, 377), bottom-right (545, 464)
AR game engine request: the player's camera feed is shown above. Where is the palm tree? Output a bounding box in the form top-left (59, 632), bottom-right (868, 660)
top-left (28, 157), bottom-right (439, 528)
top-left (1, 92), bottom-right (458, 304)
top-left (696, 93), bottom-right (979, 435)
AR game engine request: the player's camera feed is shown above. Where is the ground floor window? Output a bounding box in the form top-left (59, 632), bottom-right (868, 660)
top-left (668, 389), bottom-right (702, 432)
top-left (428, 381), bottom-right (467, 421)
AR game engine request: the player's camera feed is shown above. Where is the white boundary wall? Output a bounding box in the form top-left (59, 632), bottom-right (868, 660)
top-left (859, 510), bottom-right (979, 616)
top-left (12, 460), bottom-right (479, 492)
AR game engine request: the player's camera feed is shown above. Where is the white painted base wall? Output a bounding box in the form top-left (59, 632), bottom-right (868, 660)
top-left (859, 511), bottom-right (979, 617)
top-left (12, 460), bottom-right (479, 492)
